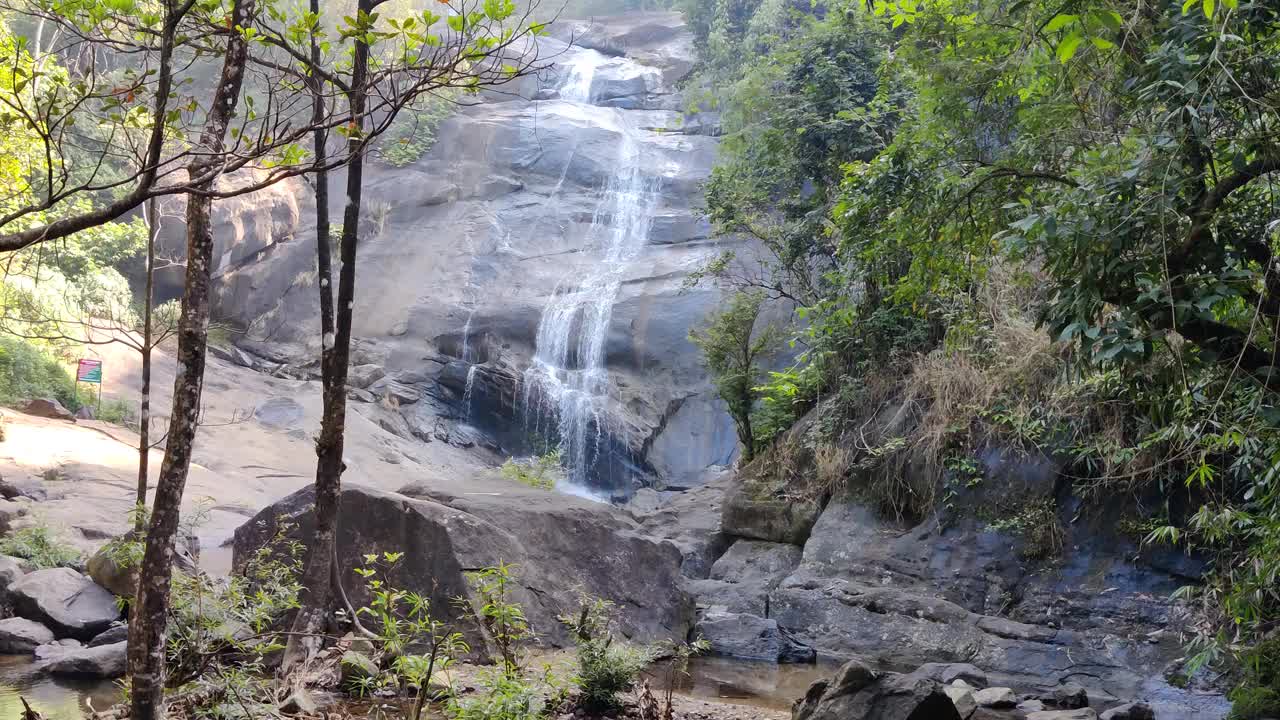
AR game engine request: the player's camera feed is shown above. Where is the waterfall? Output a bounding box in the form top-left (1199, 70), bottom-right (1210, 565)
top-left (521, 50), bottom-right (663, 495)
top-left (460, 308), bottom-right (476, 363)
top-left (462, 365), bottom-right (478, 420)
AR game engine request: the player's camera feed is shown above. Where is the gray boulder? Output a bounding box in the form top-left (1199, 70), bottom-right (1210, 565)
top-left (1099, 703), bottom-right (1154, 720)
top-left (34, 639), bottom-right (82, 661)
top-left (0, 500), bottom-right (28, 533)
top-left (1051, 682), bottom-right (1090, 709)
top-left (0, 478), bottom-right (46, 501)
top-left (87, 533), bottom-right (197, 598)
top-left (88, 623), bottom-right (130, 648)
top-left (0, 617), bottom-right (55, 653)
top-left (710, 539), bottom-right (802, 587)
top-left (233, 483), bottom-right (692, 648)
top-left (972, 687), bottom-right (1017, 709)
top-left (21, 398), bottom-right (74, 421)
top-left (10, 568), bottom-right (121, 639)
top-left (45, 641), bottom-right (127, 678)
top-left (347, 364), bottom-right (386, 389)
top-left (695, 610), bottom-right (814, 664)
top-left (721, 475), bottom-right (822, 545)
top-left (0, 554), bottom-right (25, 593)
top-left (792, 657), bottom-right (961, 720)
top-left (1028, 711), bottom-right (1097, 720)
top-left (943, 682), bottom-right (976, 719)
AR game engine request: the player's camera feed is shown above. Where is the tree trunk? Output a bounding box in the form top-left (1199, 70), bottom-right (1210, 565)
top-left (136, 198), bottom-right (157, 534)
top-left (279, 0), bottom-right (342, 675)
top-left (126, 3), bottom-right (254, 718)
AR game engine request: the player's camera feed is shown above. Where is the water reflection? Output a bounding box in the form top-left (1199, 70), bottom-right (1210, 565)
top-left (0, 656), bottom-right (120, 719)
top-left (648, 657), bottom-right (835, 711)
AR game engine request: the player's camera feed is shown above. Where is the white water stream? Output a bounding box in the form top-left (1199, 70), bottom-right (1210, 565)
top-left (521, 50), bottom-right (666, 495)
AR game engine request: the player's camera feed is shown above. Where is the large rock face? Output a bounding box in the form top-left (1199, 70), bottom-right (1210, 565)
top-left (158, 12), bottom-right (737, 498)
top-left (232, 483), bottom-right (693, 648)
top-left (680, 446), bottom-right (1232, 720)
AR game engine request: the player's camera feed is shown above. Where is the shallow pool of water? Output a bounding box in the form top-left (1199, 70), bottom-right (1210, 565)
top-left (0, 656), bottom-right (120, 720)
top-left (650, 657), bottom-right (836, 711)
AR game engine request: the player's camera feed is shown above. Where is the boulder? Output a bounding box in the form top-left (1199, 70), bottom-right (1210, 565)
top-left (88, 623), bottom-right (130, 648)
top-left (0, 554), bottom-right (25, 593)
top-left (695, 610), bottom-right (814, 664)
top-left (793, 657), bottom-right (962, 720)
top-left (1019, 700), bottom-right (1047, 712)
top-left (1027, 711), bottom-right (1097, 720)
top-left (347, 364), bottom-right (386, 389)
top-left (279, 689), bottom-right (319, 715)
top-left (44, 641), bottom-right (127, 678)
top-left (74, 406), bottom-right (95, 421)
top-left (943, 682), bottom-right (977, 719)
top-left (340, 650), bottom-right (379, 686)
top-left (233, 483), bottom-right (692, 647)
top-left (0, 477), bottom-right (46, 501)
top-left (34, 639), bottom-right (82, 661)
top-left (1098, 703), bottom-right (1154, 720)
top-left (722, 477), bottom-right (822, 546)
top-left (21, 398), bottom-right (74, 421)
top-left (0, 617), bottom-right (55, 653)
top-left (1051, 682), bottom-right (1090, 709)
top-left (10, 568), bottom-right (121, 639)
top-left (87, 533), bottom-right (197, 598)
top-left (913, 663), bottom-right (988, 688)
top-left (972, 688), bottom-right (1017, 709)
top-left (0, 499), bottom-right (28, 532)
top-left (709, 539), bottom-right (802, 588)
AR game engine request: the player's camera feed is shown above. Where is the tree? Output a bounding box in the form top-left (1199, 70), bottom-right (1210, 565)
top-left (281, 0), bottom-right (550, 676)
top-left (125, 1), bottom-right (257, 716)
top-left (690, 291), bottom-right (778, 462)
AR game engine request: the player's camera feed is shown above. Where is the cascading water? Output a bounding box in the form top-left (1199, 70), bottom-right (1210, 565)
top-left (521, 50), bottom-right (665, 496)
top-left (462, 365), bottom-right (478, 420)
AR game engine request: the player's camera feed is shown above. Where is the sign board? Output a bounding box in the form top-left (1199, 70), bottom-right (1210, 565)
top-left (76, 359), bottom-right (103, 384)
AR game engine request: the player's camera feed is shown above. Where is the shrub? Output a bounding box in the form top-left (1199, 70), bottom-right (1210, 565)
top-left (1231, 637), bottom-right (1280, 720)
top-left (0, 336), bottom-right (78, 410)
top-left (500, 449), bottom-right (563, 491)
top-left (444, 670), bottom-right (544, 720)
top-left (0, 524), bottom-right (82, 568)
top-left (561, 596), bottom-right (653, 714)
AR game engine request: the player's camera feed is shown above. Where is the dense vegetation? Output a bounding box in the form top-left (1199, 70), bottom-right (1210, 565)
top-left (686, 0), bottom-right (1280, 712)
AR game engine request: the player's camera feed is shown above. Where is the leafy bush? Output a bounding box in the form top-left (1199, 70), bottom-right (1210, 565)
top-left (444, 670), bottom-right (545, 720)
top-left (561, 596), bottom-right (653, 714)
top-left (0, 336), bottom-right (78, 409)
top-left (0, 524), bottom-right (82, 568)
top-left (500, 449), bottom-right (563, 491)
top-left (1231, 637), bottom-right (1280, 720)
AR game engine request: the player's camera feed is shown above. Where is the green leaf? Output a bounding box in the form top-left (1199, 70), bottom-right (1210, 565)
top-left (1203, 0), bottom-right (1215, 18)
top-left (1181, 0), bottom-right (1197, 14)
top-left (1056, 30), bottom-right (1083, 63)
top-left (1044, 14), bottom-right (1077, 32)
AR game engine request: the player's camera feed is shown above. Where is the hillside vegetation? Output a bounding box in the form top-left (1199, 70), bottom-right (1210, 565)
top-left (683, 0), bottom-right (1280, 713)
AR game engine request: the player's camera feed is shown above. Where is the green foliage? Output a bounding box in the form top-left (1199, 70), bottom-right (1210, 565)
top-left (465, 561), bottom-right (534, 673)
top-left (352, 552), bottom-right (469, 720)
top-left (1230, 636), bottom-right (1280, 720)
top-left (0, 336), bottom-right (78, 409)
top-left (443, 669), bottom-right (545, 720)
top-left (689, 291), bottom-right (779, 461)
top-left (0, 523), bottom-right (81, 568)
top-left (500, 449), bottom-right (563, 491)
top-left (375, 93), bottom-right (458, 168)
top-left (560, 596), bottom-right (653, 714)
top-left (987, 499), bottom-right (1065, 562)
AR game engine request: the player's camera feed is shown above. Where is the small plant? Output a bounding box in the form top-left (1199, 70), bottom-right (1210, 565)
top-left (352, 551), bottom-right (470, 720)
top-left (0, 524), bottom-right (81, 568)
top-left (561, 595), bottom-right (654, 715)
top-left (465, 562), bottom-right (534, 673)
top-left (443, 669), bottom-right (544, 720)
top-left (988, 498), bottom-right (1065, 561)
top-left (500, 449), bottom-right (563, 491)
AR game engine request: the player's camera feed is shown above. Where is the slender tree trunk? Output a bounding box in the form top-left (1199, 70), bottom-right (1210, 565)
top-left (126, 3), bottom-right (254, 718)
top-left (279, 0), bottom-right (341, 675)
top-left (136, 197), bottom-right (157, 533)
